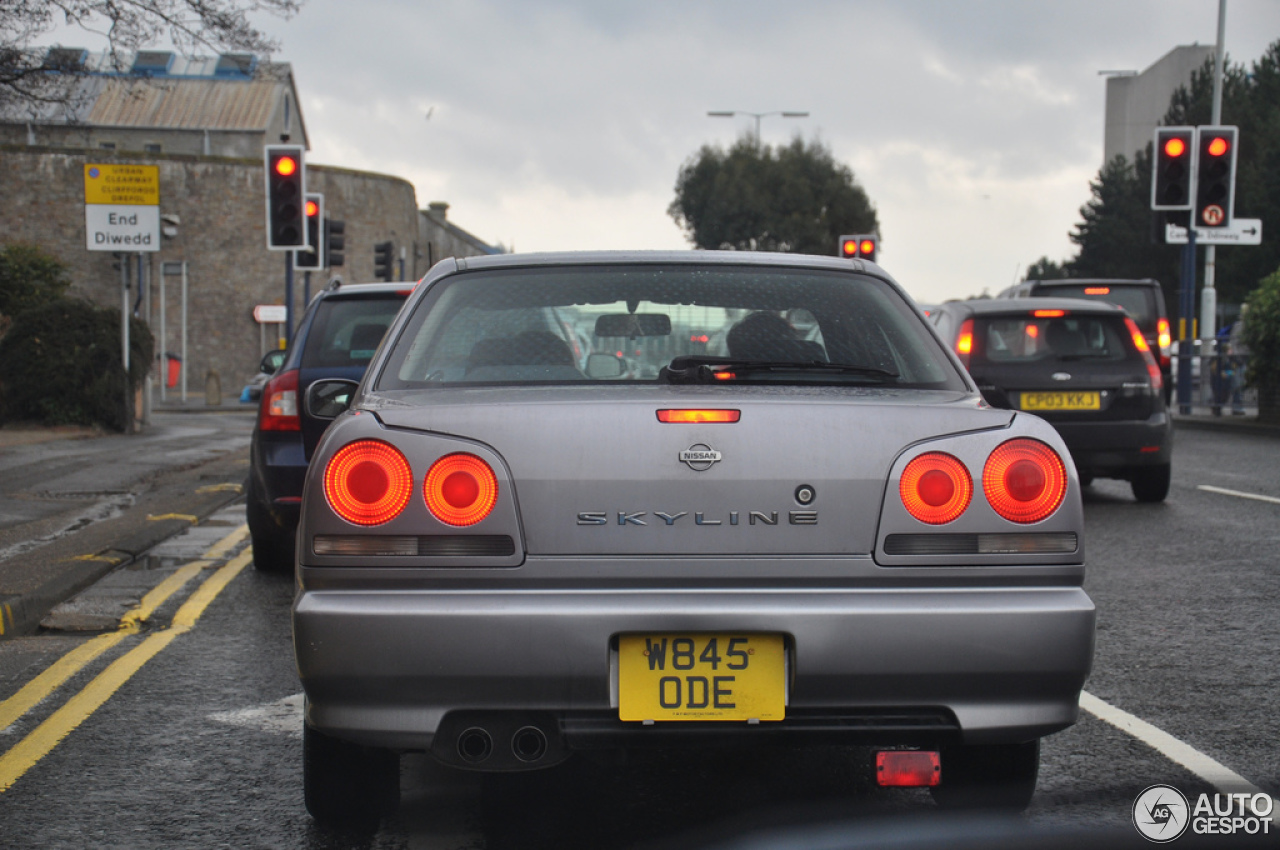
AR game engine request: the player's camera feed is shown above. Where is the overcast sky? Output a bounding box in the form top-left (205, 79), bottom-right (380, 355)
top-left (40, 0), bottom-right (1280, 302)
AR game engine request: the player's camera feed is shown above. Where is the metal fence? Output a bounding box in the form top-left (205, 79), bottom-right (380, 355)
top-left (1170, 339), bottom-right (1255, 414)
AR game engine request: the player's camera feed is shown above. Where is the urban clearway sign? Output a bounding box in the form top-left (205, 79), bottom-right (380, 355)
top-left (84, 164), bottom-right (161, 251)
top-left (1165, 218), bottom-right (1262, 246)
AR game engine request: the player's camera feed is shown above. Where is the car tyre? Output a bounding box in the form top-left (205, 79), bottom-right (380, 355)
top-left (1130, 464), bottom-right (1171, 503)
top-left (246, 482), bottom-right (295, 573)
top-left (929, 740), bottom-right (1039, 811)
top-left (304, 722), bottom-right (399, 830)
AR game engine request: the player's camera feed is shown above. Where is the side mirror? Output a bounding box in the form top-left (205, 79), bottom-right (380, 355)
top-left (259, 349), bottom-right (287, 376)
top-left (305, 379), bottom-right (360, 420)
top-left (586, 352), bottom-right (626, 379)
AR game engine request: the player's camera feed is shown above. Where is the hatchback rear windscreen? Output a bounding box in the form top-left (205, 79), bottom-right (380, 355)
top-left (972, 315), bottom-right (1136, 366)
top-left (1037, 285), bottom-right (1157, 333)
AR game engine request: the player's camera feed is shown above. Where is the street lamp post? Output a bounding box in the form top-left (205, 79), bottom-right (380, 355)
top-left (707, 110), bottom-right (809, 144)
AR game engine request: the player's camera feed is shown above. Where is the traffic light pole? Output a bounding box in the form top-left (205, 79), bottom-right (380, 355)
top-left (1177, 224), bottom-right (1197, 415)
top-left (285, 251), bottom-right (295, 344)
top-left (1200, 0), bottom-right (1228, 344)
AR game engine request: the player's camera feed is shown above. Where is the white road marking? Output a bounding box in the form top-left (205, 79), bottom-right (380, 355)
top-left (208, 693), bottom-right (304, 739)
top-left (1081, 690), bottom-right (1279, 822)
top-left (1197, 484), bottom-right (1280, 505)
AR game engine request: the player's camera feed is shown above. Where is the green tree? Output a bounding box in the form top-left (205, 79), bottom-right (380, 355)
top-left (1241, 266), bottom-right (1280, 420)
top-left (669, 135), bottom-right (879, 255)
top-left (0, 242), bottom-right (71, 326)
top-left (1023, 257), bottom-right (1068, 281)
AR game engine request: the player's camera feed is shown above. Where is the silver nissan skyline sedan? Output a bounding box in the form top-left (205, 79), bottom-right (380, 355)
top-left (291, 251), bottom-right (1096, 828)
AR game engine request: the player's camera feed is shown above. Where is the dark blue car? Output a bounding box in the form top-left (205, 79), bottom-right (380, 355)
top-left (247, 280), bottom-right (412, 571)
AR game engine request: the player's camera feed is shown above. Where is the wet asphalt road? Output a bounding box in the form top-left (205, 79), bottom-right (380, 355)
top-left (0, 426), bottom-right (1276, 849)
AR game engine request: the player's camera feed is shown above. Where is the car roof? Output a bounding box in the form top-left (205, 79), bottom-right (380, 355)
top-left (317, 281), bottom-right (415, 299)
top-left (450, 249), bottom-right (883, 275)
top-left (1025, 278), bottom-right (1160, 288)
top-left (940, 297), bottom-right (1125, 317)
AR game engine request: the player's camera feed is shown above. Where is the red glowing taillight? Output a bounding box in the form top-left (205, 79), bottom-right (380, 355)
top-left (259, 369), bottom-right (300, 431)
top-left (424, 453), bottom-right (498, 527)
top-left (900, 452), bottom-right (973, 525)
top-left (983, 439), bottom-right (1068, 524)
top-left (323, 440), bottom-right (413, 526)
top-left (955, 318), bottom-right (974, 368)
top-left (656, 409), bottom-right (741, 423)
top-left (876, 751), bottom-right (941, 787)
top-left (1125, 316), bottom-right (1163, 391)
top-left (1083, 286), bottom-right (1111, 295)
top-left (1156, 318), bottom-right (1172, 367)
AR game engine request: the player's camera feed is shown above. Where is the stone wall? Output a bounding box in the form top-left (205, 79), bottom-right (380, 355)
top-left (0, 146), bottom-right (419, 396)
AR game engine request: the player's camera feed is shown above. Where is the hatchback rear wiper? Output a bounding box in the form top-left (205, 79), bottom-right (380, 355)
top-left (660, 355), bottom-right (898, 384)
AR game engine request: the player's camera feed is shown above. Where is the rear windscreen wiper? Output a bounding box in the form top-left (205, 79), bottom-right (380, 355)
top-left (660, 355), bottom-right (898, 384)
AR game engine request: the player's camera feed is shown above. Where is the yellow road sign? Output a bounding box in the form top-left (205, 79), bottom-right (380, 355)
top-left (84, 164), bottom-right (160, 205)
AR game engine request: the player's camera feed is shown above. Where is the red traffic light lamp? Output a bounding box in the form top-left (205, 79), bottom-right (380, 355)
top-left (1194, 125), bottom-right (1238, 229)
top-left (838, 234), bottom-right (878, 263)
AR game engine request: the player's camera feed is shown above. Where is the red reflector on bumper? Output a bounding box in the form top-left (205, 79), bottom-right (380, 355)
top-left (876, 751), bottom-right (941, 787)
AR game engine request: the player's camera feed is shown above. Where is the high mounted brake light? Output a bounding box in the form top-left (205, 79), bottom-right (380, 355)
top-left (424, 453), bottom-right (499, 527)
top-left (900, 453), bottom-right (973, 525)
top-left (983, 439), bottom-right (1068, 524)
top-left (656, 409), bottom-right (741, 423)
top-left (323, 440), bottom-right (413, 526)
top-left (1033, 309), bottom-right (1066, 318)
top-left (1084, 286), bottom-right (1111, 295)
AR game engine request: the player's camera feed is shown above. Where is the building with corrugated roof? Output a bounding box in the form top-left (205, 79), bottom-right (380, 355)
top-left (0, 48), bottom-right (306, 156)
top-left (0, 50), bottom-right (498, 409)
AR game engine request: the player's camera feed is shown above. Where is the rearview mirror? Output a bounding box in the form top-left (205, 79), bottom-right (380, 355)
top-left (594, 313), bottom-right (672, 338)
top-left (305, 379), bottom-right (360, 420)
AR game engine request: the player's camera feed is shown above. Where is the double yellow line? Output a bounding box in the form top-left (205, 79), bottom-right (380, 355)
top-left (0, 525), bottom-right (252, 792)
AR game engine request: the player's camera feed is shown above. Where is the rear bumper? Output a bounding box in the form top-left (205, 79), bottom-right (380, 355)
top-left (294, 585), bottom-right (1095, 752)
top-left (1048, 412), bottom-right (1172, 473)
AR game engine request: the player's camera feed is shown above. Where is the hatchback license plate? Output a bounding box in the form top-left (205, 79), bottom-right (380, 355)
top-left (618, 634), bottom-right (785, 722)
top-left (1021, 391), bottom-right (1101, 411)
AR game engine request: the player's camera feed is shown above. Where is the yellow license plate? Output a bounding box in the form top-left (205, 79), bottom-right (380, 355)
top-left (1021, 391), bottom-right (1101, 411)
top-left (618, 634), bottom-right (785, 722)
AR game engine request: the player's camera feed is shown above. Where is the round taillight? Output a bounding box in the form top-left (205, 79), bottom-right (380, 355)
top-left (323, 440), bottom-right (413, 526)
top-left (983, 439), bottom-right (1067, 524)
top-left (900, 452), bottom-right (973, 525)
top-left (424, 453), bottom-right (498, 527)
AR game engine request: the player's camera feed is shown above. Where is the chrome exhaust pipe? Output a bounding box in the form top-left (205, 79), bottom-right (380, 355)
top-left (511, 725), bottom-right (548, 763)
top-left (457, 727), bottom-right (494, 763)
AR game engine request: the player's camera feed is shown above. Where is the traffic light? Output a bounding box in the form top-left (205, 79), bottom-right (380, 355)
top-left (295, 193), bottom-right (324, 270)
top-left (838, 234), bottom-right (878, 263)
top-left (264, 145), bottom-right (307, 250)
top-left (325, 219), bottom-right (345, 268)
top-left (373, 241), bottom-right (394, 281)
top-left (1151, 127), bottom-right (1194, 210)
top-left (1194, 125), bottom-right (1238, 228)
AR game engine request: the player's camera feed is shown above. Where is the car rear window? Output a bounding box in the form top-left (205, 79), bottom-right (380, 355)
top-left (971, 314), bottom-right (1136, 366)
top-left (300, 295), bottom-right (406, 369)
top-left (378, 265), bottom-right (964, 390)
top-left (1035, 284), bottom-right (1157, 333)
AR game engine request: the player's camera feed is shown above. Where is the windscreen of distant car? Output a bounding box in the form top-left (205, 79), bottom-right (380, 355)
top-left (300, 295), bottom-right (406, 369)
top-left (378, 265), bottom-right (965, 390)
top-left (970, 313), bottom-right (1138, 367)
top-left (1036, 284), bottom-right (1158, 334)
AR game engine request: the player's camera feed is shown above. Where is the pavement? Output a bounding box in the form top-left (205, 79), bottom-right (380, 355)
top-left (0, 397), bottom-right (256, 639)
top-left (0, 395), bottom-right (1276, 641)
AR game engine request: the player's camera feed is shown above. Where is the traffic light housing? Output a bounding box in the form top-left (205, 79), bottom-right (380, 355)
top-left (373, 241), bottom-right (394, 281)
top-left (1194, 125), bottom-right (1237, 228)
top-left (264, 145), bottom-right (307, 250)
top-left (325, 219), bottom-right (345, 268)
top-left (838, 234), bottom-right (878, 263)
top-left (295, 193), bottom-right (324, 270)
top-left (1151, 127), bottom-right (1194, 211)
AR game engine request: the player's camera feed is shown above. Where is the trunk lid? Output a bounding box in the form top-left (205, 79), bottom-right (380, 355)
top-left (372, 386), bottom-right (1010, 557)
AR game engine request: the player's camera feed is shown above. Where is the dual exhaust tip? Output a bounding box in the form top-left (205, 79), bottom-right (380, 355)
top-left (458, 725), bottom-right (549, 765)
